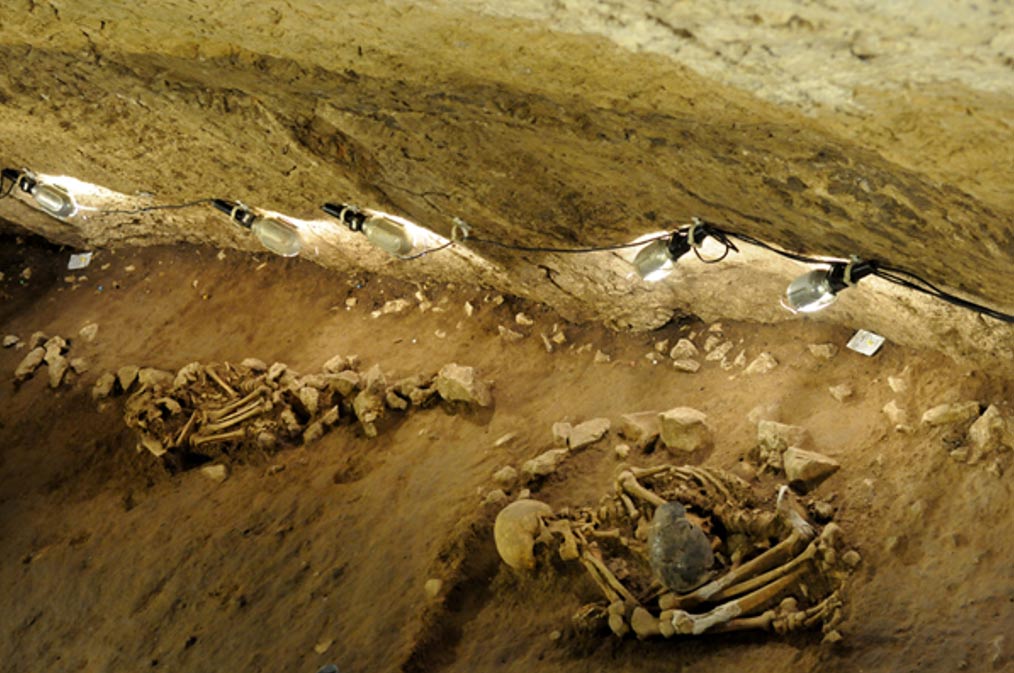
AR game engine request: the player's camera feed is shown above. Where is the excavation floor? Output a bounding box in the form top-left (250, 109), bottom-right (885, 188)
top-left (1, 238), bottom-right (1012, 673)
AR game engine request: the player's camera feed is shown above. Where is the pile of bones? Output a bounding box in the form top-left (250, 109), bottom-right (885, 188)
top-left (494, 464), bottom-right (853, 641)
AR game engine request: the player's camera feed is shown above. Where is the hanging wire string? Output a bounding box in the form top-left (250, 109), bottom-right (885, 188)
top-left (463, 232), bottom-right (672, 254)
top-left (0, 172), bottom-right (15, 200)
top-left (87, 198), bottom-right (217, 215)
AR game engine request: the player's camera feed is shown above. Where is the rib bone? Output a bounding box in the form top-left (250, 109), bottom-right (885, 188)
top-left (191, 428), bottom-right (246, 447)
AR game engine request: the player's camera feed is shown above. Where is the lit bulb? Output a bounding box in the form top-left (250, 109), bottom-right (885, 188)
top-left (251, 217), bottom-right (303, 257)
top-left (633, 239), bottom-right (677, 282)
top-left (783, 269), bottom-right (839, 313)
top-left (31, 182), bottom-right (78, 218)
top-left (362, 215), bottom-right (413, 257)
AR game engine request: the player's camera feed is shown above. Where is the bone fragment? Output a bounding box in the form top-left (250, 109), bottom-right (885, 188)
top-left (206, 366), bottom-right (238, 397)
top-left (191, 428), bottom-right (246, 447)
top-left (206, 386), bottom-right (268, 421)
top-left (617, 471), bottom-right (666, 507)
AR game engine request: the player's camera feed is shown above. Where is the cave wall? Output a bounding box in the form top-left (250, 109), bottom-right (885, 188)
top-left (1, 1), bottom-right (1012, 369)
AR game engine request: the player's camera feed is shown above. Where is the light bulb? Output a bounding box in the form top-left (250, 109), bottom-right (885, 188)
top-left (251, 217), bottom-right (303, 257)
top-left (32, 182), bottom-right (77, 218)
top-left (361, 215), bottom-right (414, 257)
top-left (633, 239), bottom-right (677, 282)
top-left (783, 269), bottom-right (839, 313)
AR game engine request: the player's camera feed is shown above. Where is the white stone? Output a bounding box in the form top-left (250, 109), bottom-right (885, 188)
top-left (78, 323), bottom-right (99, 342)
top-left (521, 448), bottom-right (570, 480)
top-left (654, 339), bottom-right (669, 354)
top-left (2, 335), bottom-right (19, 348)
top-left (968, 404), bottom-right (1005, 460)
top-left (614, 444), bottom-right (631, 459)
top-left (69, 357), bottom-right (88, 374)
top-left (241, 357), bottom-right (267, 372)
top-left (551, 422), bottom-right (572, 446)
top-left (618, 411), bottom-right (660, 449)
top-left (464, 301), bottom-right (474, 317)
top-left (92, 371), bottom-right (116, 400)
top-left (424, 578), bottom-right (444, 599)
top-left (828, 383), bottom-right (854, 401)
top-left (921, 401), bottom-right (980, 426)
top-left (381, 298), bottom-right (410, 314)
top-left (47, 355), bottom-right (69, 388)
top-left (200, 464), bottom-right (229, 483)
top-left (593, 350), bottom-right (611, 364)
top-left (745, 352), bottom-right (778, 375)
top-left (807, 343), bottom-right (838, 359)
top-left (14, 347), bottom-right (45, 382)
top-left (138, 368), bottom-right (173, 390)
top-left (882, 400), bottom-right (910, 427)
top-left (117, 365), bottom-right (140, 393)
top-left (515, 312), bottom-right (534, 326)
top-left (568, 417), bottom-right (610, 449)
top-left (493, 465), bottom-right (519, 489)
top-left (887, 376), bottom-right (909, 394)
top-left (498, 325), bottom-right (525, 342)
top-left (705, 340), bottom-right (734, 362)
top-left (436, 363), bottom-right (492, 407)
top-left (669, 338), bottom-right (699, 360)
top-left (703, 335), bottom-right (722, 353)
top-left (673, 359), bottom-right (701, 373)
top-left (783, 448), bottom-right (840, 489)
top-left (757, 420), bottom-right (808, 469)
top-left (658, 407), bottom-right (712, 452)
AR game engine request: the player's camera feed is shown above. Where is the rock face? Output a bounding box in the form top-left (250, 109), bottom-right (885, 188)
top-left (658, 407), bottom-right (712, 453)
top-left (435, 364), bottom-right (492, 407)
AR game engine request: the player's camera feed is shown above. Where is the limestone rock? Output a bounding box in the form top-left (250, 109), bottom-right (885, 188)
top-left (669, 338), bottom-right (699, 360)
top-left (807, 343), bottom-right (838, 359)
top-left (436, 363), bottom-right (492, 407)
top-left (828, 383), bottom-right (854, 402)
top-left (322, 354), bottom-right (355, 373)
top-left (78, 323), bottom-right (99, 342)
top-left (551, 422), bottom-right (572, 446)
top-left (353, 390), bottom-right (384, 436)
top-left (745, 352), bottom-right (778, 375)
top-left (174, 362), bottom-right (203, 388)
top-left (705, 341), bottom-right (734, 362)
top-left (298, 386), bottom-right (320, 415)
top-left (28, 331), bottom-right (48, 349)
top-left (783, 448), bottom-right (840, 490)
top-left (757, 420), bottom-right (808, 469)
top-left (614, 444), bottom-right (631, 459)
top-left (424, 578), bottom-right (443, 599)
top-left (43, 336), bottom-right (67, 360)
top-left (654, 339), bottom-right (669, 353)
top-left (703, 335), bottom-right (722, 353)
top-left (658, 407), bottom-right (712, 452)
top-left (362, 364), bottom-right (387, 392)
top-left (887, 375), bottom-right (909, 394)
top-left (138, 368), bottom-right (173, 390)
top-left (882, 400), bottom-right (911, 428)
top-left (200, 464), bottom-right (229, 483)
top-left (482, 489), bottom-right (509, 507)
top-left (921, 401), bottom-right (980, 426)
top-left (384, 389), bottom-right (409, 410)
top-left (968, 404), bottom-right (1006, 460)
top-left (92, 371), bottom-right (117, 400)
top-left (14, 347), bottom-right (45, 382)
top-left (515, 312), bottom-right (534, 326)
top-left (522, 448), bottom-right (570, 480)
top-left (241, 357), bottom-right (267, 372)
top-left (493, 465), bottom-right (519, 489)
top-left (117, 365), bottom-right (140, 393)
top-left (568, 417), bottom-right (610, 449)
top-left (138, 433), bottom-right (166, 457)
top-left (618, 411), bottom-right (660, 449)
top-left (47, 355), bottom-right (69, 388)
top-left (328, 370), bottom-right (361, 397)
top-left (3, 335), bottom-right (20, 348)
top-left (69, 357), bottom-right (88, 374)
top-left (266, 361), bottom-right (289, 383)
top-left (673, 359), bottom-right (701, 373)
top-left (593, 350), bottom-right (611, 364)
top-left (498, 325), bottom-right (525, 342)
top-left (381, 298), bottom-right (410, 314)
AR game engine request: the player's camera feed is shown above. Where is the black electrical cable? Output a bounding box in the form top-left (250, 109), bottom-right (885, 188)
top-left (0, 172), bottom-right (15, 200)
top-left (399, 240), bottom-right (455, 260)
top-left (89, 197), bottom-right (217, 215)
top-left (874, 264), bottom-right (1014, 324)
top-left (463, 232), bottom-right (672, 254)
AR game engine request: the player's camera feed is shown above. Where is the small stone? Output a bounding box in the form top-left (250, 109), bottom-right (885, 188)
top-left (28, 331), bottom-right (48, 349)
top-left (702, 335), bottom-right (721, 353)
top-left (548, 630), bottom-right (561, 641)
top-left (841, 550), bottom-right (861, 569)
top-left (436, 363), bottom-right (492, 407)
top-left (138, 368), bottom-right (173, 390)
top-left (200, 464), bottom-right (229, 483)
top-left (551, 330), bottom-right (567, 345)
top-left (69, 357), bottom-right (88, 374)
top-left (173, 362), bottom-right (203, 388)
top-left (618, 411), bottom-right (660, 449)
top-left (92, 371), bottom-right (116, 400)
top-left (658, 407), bottom-right (712, 452)
top-left (482, 489), bottom-right (508, 506)
top-left (705, 341), bottom-right (734, 363)
top-left (887, 375), bottom-right (908, 393)
top-left (313, 639), bottom-right (334, 655)
top-left (669, 339), bottom-right (698, 360)
top-left (299, 386), bottom-right (321, 415)
top-left (654, 339), bottom-right (669, 354)
top-left (828, 383), bottom-right (854, 402)
top-left (345, 297), bottom-right (357, 308)
top-left (539, 333), bottom-right (554, 353)
top-left (521, 448), bottom-right (570, 480)
top-left (381, 298), bottom-right (410, 314)
top-left (568, 418), bottom-right (610, 450)
top-left (673, 358), bottom-right (701, 373)
top-left (498, 325), bottom-right (524, 342)
top-left (117, 365), bottom-right (140, 393)
top-left (47, 355), bottom-right (69, 388)
top-left (921, 401), bottom-right (980, 426)
top-left (124, 264), bottom-right (136, 273)
top-left (20, 267), bottom-right (32, 280)
top-left (241, 358), bottom-right (267, 372)
top-left (2, 335), bottom-right (20, 348)
top-left (322, 354), bottom-right (353, 374)
top-left (490, 294), bottom-right (505, 306)
top-left (551, 422), bottom-right (573, 446)
top-left (812, 500), bottom-right (835, 521)
top-left (644, 352), bottom-right (663, 365)
top-left (434, 329), bottom-right (447, 339)
top-left (757, 420), bottom-right (808, 470)
top-left (807, 343), bottom-right (838, 359)
top-left (258, 432), bottom-right (278, 450)
top-left (424, 578), bottom-right (443, 599)
top-left (783, 448), bottom-right (840, 490)
top-left (464, 301), bottom-right (474, 317)
top-left (43, 336), bottom-right (67, 358)
top-left (745, 352), bottom-right (778, 375)
top-left (14, 347), bottom-right (46, 382)
top-left (708, 322), bottom-right (723, 333)
top-left (967, 404), bottom-right (1005, 458)
top-left (493, 465), bottom-right (519, 489)
top-left (328, 370), bottom-right (361, 397)
top-left (575, 344), bottom-right (593, 354)
top-left (614, 444), bottom-right (631, 459)
top-left (78, 323), bottom-right (99, 342)
top-left (732, 350), bottom-right (747, 368)
top-left (593, 350), bottom-right (611, 364)
top-left (515, 312), bottom-right (534, 326)
top-left (139, 434), bottom-right (166, 457)
top-left (882, 400), bottom-right (909, 427)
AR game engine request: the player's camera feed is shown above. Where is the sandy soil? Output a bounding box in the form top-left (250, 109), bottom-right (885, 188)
top-left (1, 237), bottom-right (1013, 673)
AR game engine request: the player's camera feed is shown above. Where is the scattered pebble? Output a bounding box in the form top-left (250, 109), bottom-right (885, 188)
top-left (568, 418), bottom-right (611, 450)
top-left (673, 359), bottom-right (701, 373)
top-left (828, 383), bottom-right (854, 402)
top-left (464, 301), bottom-right (474, 317)
top-left (493, 465), bottom-right (519, 488)
top-left (744, 352), bottom-right (778, 375)
top-left (424, 578), bottom-right (443, 599)
top-left (2, 335), bottom-right (19, 348)
top-left (515, 312), bottom-right (534, 326)
top-left (669, 339), bottom-right (699, 360)
top-left (807, 343), bottom-right (838, 359)
top-left (593, 350), bottom-right (611, 364)
top-left (493, 432), bottom-right (517, 447)
top-left (498, 325), bottom-right (524, 342)
top-left (921, 401), bottom-right (980, 426)
top-left (200, 464), bottom-right (229, 483)
top-left (614, 444), bottom-right (631, 459)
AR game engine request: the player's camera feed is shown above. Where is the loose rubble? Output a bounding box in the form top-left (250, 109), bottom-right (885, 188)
top-left (658, 407), bottom-right (712, 453)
